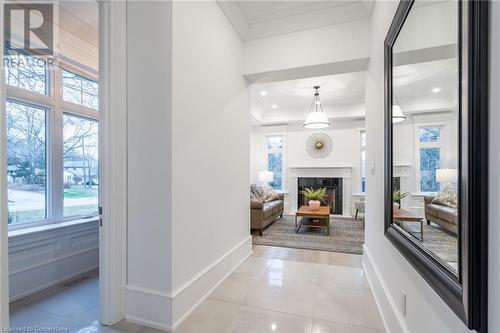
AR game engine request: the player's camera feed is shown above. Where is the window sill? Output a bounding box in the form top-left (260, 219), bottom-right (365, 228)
top-left (8, 217), bottom-right (99, 239)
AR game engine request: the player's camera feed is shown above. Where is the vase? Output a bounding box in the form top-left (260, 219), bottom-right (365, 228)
top-left (393, 202), bottom-right (400, 213)
top-left (309, 200), bottom-right (321, 211)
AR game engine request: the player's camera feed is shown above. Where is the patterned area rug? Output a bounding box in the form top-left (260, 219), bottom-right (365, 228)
top-left (251, 215), bottom-right (365, 255)
top-left (400, 222), bottom-right (458, 265)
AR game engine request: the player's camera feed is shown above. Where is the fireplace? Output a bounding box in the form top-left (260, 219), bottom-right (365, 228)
top-left (298, 177), bottom-right (343, 215)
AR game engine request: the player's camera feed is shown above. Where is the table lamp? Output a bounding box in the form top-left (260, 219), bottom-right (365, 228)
top-left (436, 168), bottom-right (458, 189)
top-left (258, 171), bottom-right (274, 185)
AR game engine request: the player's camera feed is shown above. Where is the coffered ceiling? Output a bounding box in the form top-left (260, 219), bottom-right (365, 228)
top-left (217, 0), bottom-right (374, 41)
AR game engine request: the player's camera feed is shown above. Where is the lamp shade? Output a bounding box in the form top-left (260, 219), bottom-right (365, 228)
top-left (304, 111), bottom-right (330, 129)
top-left (436, 168), bottom-right (458, 183)
top-left (392, 105), bottom-right (406, 124)
top-left (259, 171), bottom-right (274, 183)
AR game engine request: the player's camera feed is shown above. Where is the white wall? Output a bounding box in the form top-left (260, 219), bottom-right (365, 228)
top-left (489, 2), bottom-right (500, 331)
top-left (125, 1), bottom-right (251, 330)
top-left (243, 19), bottom-right (370, 75)
top-left (8, 221), bottom-right (99, 301)
top-left (171, 0), bottom-right (251, 325)
top-left (362, 2), bottom-right (480, 332)
top-left (126, 0), bottom-right (174, 327)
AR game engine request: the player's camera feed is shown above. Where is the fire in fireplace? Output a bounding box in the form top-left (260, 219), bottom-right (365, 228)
top-left (298, 177), bottom-right (343, 214)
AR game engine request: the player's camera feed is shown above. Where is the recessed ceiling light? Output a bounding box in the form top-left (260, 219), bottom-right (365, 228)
top-left (271, 104), bottom-right (278, 109)
top-left (432, 87), bottom-right (441, 93)
top-left (260, 91), bottom-right (267, 96)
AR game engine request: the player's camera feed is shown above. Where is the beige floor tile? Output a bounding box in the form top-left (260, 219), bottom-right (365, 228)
top-left (209, 273), bottom-right (260, 304)
top-left (311, 319), bottom-right (384, 333)
top-left (225, 307), bottom-right (313, 333)
top-left (315, 264), bottom-right (369, 291)
top-left (234, 257), bottom-right (273, 277)
top-left (264, 259), bottom-right (319, 284)
top-left (245, 277), bottom-right (317, 317)
top-left (175, 299), bottom-right (241, 333)
top-left (314, 286), bottom-right (384, 330)
top-left (315, 251), bottom-right (363, 268)
top-left (252, 245), bottom-right (280, 258)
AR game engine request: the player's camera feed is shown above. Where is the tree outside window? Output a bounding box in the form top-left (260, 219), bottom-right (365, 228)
top-left (6, 101), bottom-right (47, 224)
top-left (418, 127), bottom-right (441, 192)
top-left (267, 136), bottom-right (283, 190)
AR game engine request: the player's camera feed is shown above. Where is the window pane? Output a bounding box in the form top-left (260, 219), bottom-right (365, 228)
top-left (268, 152), bottom-right (282, 190)
top-left (7, 101), bottom-right (46, 224)
top-left (420, 147), bottom-right (440, 192)
top-left (4, 48), bottom-right (47, 94)
top-left (419, 127), bottom-right (440, 143)
top-left (267, 136), bottom-right (283, 149)
top-left (62, 69), bottom-right (99, 110)
top-left (63, 114), bottom-right (99, 217)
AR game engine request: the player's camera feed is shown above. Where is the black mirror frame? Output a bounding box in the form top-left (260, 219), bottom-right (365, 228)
top-left (384, 0), bottom-right (489, 331)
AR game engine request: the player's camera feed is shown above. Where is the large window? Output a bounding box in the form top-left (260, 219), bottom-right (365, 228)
top-left (418, 126), bottom-right (441, 192)
top-left (63, 115), bottom-right (99, 217)
top-left (4, 50), bottom-right (99, 228)
top-left (360, 131), bottom-right (366, 192)
top-left (62, 69), bottom-right (99, 109)
top-left (4, 48), bottom-right (48, 95)
top-left (267, 135), bottom-right (283, 190)
top-left (6, 101), bottom-right (47, 224)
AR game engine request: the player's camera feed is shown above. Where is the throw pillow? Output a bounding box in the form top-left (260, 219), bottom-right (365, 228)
top-left (250, 191), bottom-right (260, 202)
top-left (260, 184), bottom-right (280, 202)
top-left (250, 185), bottom-right (265, 201)
top-left (432, 188), bottom-right (458, 208)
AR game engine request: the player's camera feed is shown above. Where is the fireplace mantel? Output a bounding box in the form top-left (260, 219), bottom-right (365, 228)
top-left (288, 166), bottom-right (352, 217)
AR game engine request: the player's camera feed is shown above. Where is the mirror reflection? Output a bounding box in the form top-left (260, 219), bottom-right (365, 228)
top-left (391, 0), bottom-right (459, 273)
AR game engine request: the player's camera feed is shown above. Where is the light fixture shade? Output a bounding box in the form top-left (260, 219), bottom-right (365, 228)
top-left (304, 111), bottom-right (330, 129)
top-left (436, 168), bottom-right (458, 183)
top-left (258, 171), bottom-right (274, 183)
top-left (392, 105), bottom-right (406, 123)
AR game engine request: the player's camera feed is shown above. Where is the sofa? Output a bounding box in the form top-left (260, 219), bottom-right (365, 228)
top-left (250, 185), bottom-right (284, 236)
top-left (424, 195), bottom-right (458, 235)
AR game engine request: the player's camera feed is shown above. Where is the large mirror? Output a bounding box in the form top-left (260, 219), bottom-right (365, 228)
top-left (384, 0), bottom-right (488, 330)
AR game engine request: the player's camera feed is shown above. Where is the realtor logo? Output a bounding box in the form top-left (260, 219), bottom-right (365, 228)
top-left (4, 3), bottom-right (54, 55)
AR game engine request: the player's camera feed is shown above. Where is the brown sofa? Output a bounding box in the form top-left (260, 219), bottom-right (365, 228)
top-left (424, 195), bottom-right (458, 235)
top-left (250, 185), bottom-right (284, 236)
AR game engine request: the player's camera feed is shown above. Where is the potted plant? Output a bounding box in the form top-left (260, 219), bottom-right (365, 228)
top-left (302, 187), bottom-right (327, 211)
top-left (392, 189), bottom-right (409, 212)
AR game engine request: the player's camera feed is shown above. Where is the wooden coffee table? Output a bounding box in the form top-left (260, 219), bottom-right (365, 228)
top-left (393, 208), bottom-right (424, 241)
top-left (295, 205), bottom-right (330, 235)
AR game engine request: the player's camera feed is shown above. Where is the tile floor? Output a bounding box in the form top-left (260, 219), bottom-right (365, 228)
top-left (175, 245), bottom-right (385, 333)
top-left (9, 245), bottom-right (385, 333)
top-left (9, 271), bottom-right (163, 333)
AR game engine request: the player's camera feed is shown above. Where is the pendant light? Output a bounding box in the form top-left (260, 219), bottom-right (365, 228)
top-left (304, 86), bottom-right (330, 129)
top-left (392, 95), bottom-right (406, 123)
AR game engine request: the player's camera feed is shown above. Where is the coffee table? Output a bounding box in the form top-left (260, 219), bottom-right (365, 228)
top-left (295, 205), bottom-right (330, 235)
top-left (393, 208), bottom-right (424, 241)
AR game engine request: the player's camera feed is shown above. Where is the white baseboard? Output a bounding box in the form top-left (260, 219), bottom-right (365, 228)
top-left (362, 244), bottom-right (409, 333)
top-left (125, 235), bottom-right (252, 331)
top-left (10, 265), bottom-right (99, 302)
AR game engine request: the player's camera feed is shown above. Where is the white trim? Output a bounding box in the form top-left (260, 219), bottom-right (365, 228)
top-left (362, 244), bottom-right (410, 333)
top-left (9, 266), bottom-right (98, 302)
top-left (172, 235), bottom-right (251, 298)
top-left (125, 236), bottom-right (252, 330)
top-left (0, 1), bottom-right (10, 326)
top-left (172, 250), bottom-right (252, 331)
top-left (98, 0), bottom-right (128, 326)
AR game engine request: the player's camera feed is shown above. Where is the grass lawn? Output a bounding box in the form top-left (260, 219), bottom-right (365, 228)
top-left (64, 185), bottom-right (98, 198)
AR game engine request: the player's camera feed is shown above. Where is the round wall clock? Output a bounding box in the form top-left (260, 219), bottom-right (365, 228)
top-left (306, 133), bottom-right (333, 159)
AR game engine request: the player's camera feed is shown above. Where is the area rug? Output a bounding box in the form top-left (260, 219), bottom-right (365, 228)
top-left (251, 215), bottom-right (365, 255)
top-left (401, 222), bottom-right (458, 265)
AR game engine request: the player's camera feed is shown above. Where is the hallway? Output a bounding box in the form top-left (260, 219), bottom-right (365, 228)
top-left (176, 245), bottom-right (384, 333)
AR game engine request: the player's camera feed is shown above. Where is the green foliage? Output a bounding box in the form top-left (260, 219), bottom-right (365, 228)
top-left (302, 187), bottom-right (327, 202)
top-left (393, 189), bottom-right (409, 201)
